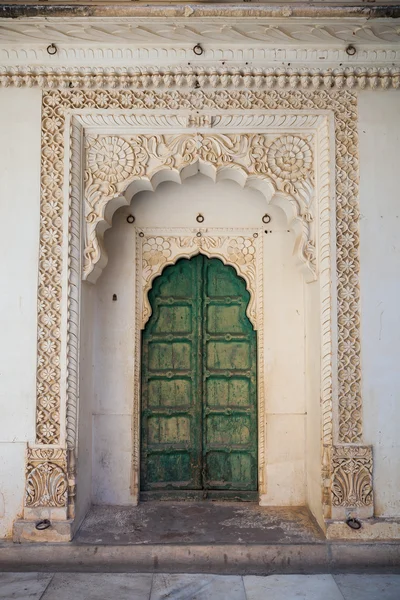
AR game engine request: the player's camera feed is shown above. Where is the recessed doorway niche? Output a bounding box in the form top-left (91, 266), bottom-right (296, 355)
top-left (77, 173), bottom-right (320, 527)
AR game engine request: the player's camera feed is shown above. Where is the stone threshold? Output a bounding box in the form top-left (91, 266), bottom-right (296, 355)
top-left (1, 540), bottom-right (400, 574)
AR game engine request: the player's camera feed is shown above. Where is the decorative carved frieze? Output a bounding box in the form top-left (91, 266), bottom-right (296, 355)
top-left (331, 445), bottom-right (373, 519)
top-left (25, 448), bottom-right (68, 509)
top-left (1, 66), bottom-right (400, 90)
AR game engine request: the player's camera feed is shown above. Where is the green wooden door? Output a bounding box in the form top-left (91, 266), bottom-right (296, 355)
top-left (141, 255), bottom-right (257, 500)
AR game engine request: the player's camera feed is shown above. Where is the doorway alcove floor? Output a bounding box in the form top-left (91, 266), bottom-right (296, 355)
top-left (3, 504), bottom-right (400, 573)
top-left (75, 503), bottom-right (324, 545)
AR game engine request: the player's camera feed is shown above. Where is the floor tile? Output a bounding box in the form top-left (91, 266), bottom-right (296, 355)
top-left (334, 574), bottom-right (400, 600)
top-left (0, 572), bottom-right (53, 599)
top-left (151, 573), bottom-right (246, 600)
top-left (41, 573), bottom-right (153, 600)
top-left (243, 574), bottom-right (344, 600)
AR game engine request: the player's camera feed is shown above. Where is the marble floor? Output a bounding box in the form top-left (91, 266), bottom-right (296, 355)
top-left (1, 572), bottom-right (400, 600)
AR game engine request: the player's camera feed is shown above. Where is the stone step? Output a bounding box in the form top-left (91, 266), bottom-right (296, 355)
top-left (1, 541), bottom-right (400, 574)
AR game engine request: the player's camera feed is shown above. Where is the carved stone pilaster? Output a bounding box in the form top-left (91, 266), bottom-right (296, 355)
top-left (331, 445), bottom-right (373, 519)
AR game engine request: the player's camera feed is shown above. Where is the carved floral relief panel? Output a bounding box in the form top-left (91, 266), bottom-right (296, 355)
top-left (331, 446), bottom-right (373, 519)
top-left (25, 448), bottom-right (67, 509)
top-left (84, 131), bottom-right (315, 285)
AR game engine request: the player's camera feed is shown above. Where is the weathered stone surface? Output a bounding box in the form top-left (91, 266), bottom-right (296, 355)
top-left (244, 574), bottom-right (344, 600)
top-left (12, 519), bottom-right (74, 543)
top-left (42, 573), bottom-right (152, 600)
top-left (0, 572), bottom-right (52, 600)
top-left (76, 504), bottom-right (324, 545)
top-left (333, 575), bottom-right (400, 600)
top-left (151, 574), bottom-right (246, 600)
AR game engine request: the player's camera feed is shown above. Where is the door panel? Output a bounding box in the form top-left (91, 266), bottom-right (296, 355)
top-left (202, 258), bottom-right (257, 493)
top-left (141, 257), bottom-right (203, 492)
top-left (141, 255), bottom-right (257, 498)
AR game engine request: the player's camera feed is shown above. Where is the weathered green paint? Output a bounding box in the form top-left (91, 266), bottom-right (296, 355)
top-left (141, 255), bottom-right (257, 499)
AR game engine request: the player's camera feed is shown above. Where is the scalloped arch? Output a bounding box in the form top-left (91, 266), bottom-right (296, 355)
top-left (83, 161), bottom-right (314, 284)
top-left (144, 251), bottom-right (255, 329)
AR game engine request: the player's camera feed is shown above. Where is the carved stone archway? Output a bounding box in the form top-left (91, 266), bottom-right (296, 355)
top-left (15, 89), bottom-right (373, 542)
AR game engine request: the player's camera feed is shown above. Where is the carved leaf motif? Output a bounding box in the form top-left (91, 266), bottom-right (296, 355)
top-left (25, 448), bottom-right (68, 508)
top-left (331, 446), bottom-right (373, 508)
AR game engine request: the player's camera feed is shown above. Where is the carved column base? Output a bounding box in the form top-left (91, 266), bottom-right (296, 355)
top-left (14, 446), bottom-right (72, 542)
top-left (13, 519), bottom-right (74, 543)
top-left (325, 518), bottom-right (400, 541)
top-left (331, 445), bottom-right (374, 520)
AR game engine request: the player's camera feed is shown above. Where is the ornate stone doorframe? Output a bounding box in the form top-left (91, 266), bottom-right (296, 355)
top-left (14, 89), bottom-right (373, 542)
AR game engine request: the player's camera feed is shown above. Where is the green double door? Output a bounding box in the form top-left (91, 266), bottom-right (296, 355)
top-left (140, 255), bottom-right (258, 500)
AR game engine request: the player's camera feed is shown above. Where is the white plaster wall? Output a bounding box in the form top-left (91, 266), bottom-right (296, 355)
top-left (305, 281), bottom-right (324, 529)
top-left (359, 91), bottom-right (400, 518)
top-left (92, 175), bottom-right (307, 506)
top-left (75, 283), bottom-right (95, 526)
top-left (0, 88), bottom-right (42, 537)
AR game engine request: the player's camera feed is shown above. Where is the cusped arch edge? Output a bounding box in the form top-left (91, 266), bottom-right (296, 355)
top-left (83, 160), bottom-right (315, 284)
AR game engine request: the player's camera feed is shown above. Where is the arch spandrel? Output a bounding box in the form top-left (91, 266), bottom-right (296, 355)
top-left (83, 133), bottom-right (317, 285)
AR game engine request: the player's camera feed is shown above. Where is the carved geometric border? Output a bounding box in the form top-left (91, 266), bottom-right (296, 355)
top-left (1, 66), bottom-right (400, 91)
top-left (30, 87), bottom-right (362, 513)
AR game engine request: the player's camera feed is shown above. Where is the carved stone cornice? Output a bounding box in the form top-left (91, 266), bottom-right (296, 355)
top-left (1, 8), bottom-right (400, 22)
top-left (2, 15), bottom-right (400, 47)
top-left (1, 66), bottom-right (400, 90)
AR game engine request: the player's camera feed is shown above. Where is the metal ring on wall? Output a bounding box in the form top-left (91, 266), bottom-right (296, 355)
top-left (47, 44), bottom-right (57, 56)
top-left (35, 519), bottom-right (51, 530)
top-left (193, 44), bottom-right (204, 56)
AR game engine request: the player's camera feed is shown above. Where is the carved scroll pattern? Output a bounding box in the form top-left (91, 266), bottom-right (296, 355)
top-left (84, 131), bottom-right (314, 284)
top-left (37, 89), bottom-right (361, 452)
top-left (331, 446), bottom-right (373, 513)
top-left (25, 448), bottom-right (68, 508)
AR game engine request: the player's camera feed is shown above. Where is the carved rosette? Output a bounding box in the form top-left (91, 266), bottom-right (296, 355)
top-left (140, 231), bottom-right (259, 330)
top-left (25, 448), bottom-right (68, 508)
top-left (87, 136), bottom-right (136, 185)
top-left (331, 445), bottom-right (373, 519)
top-left (251, 134), bottom-right (313, 193)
